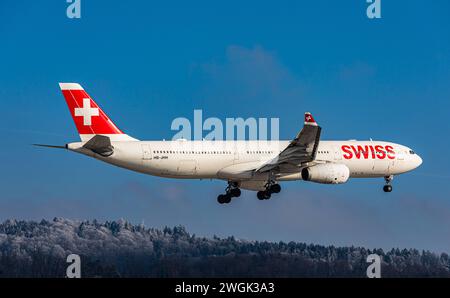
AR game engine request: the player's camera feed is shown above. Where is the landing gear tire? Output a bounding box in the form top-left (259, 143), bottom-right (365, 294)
top-left (217, 194), bottom-right (232, 204)
top-left (383, 175), bottom-right (393, 193)
top-left (270, 184), bottom-right (281, 194)
top-left (230, 188), bottom-right (241, 198)
top-left (223, 194), bottom-right (232, 203)
top-left (257, 191), bottom-right (265, 200)
top-left (217, 194), bottom-right (226, 204)
top-left (217, 181), bottom-right (241, 204)
top-left (257, 191), bottom-right (271, 200)
top-left (383, 185), bottom-right (393, 193)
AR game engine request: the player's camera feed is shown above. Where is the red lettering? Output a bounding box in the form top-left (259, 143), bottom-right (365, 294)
top-left (359, 145), bottom-right (370, 159)
top-left (342, 144), bottom-right (395, 159)
top-left (369, 145), bottom-right (376, 159)
top-left (385, 145), bottom-right (395, 159)
top-left (351, 145), bottom-right (370, 159)
top-left (374, 145), bottom-right (386, 159)
top-left (341, 145), bottom-right (353, 159)
top-left (350, 146), bottom-right (360, 158)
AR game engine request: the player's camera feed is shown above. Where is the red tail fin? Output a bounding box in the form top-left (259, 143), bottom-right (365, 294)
top-left (304, 112), bottom-right (318, 126)
top-left (59, 83), bottom-right (137, 141)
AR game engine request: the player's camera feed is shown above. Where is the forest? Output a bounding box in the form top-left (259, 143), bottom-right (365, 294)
top-left (0, 218), bottom-right (448, 277)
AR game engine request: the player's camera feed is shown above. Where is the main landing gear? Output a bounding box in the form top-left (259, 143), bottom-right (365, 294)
top-left (257, 182), bottom-right (281, 201)
top-left (383, 175), bottom-right (393, 192)
top-left (217, 181), bottom-right (241, 204)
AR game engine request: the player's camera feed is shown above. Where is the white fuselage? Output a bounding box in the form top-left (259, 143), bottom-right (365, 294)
top-left (54, 84), bottom-right (422, 195)
top-left (67, 139), bottom-right (422, 190)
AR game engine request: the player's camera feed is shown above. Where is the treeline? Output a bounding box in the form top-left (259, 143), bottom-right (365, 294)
top-left (0, 218), bottom-right (448, 277)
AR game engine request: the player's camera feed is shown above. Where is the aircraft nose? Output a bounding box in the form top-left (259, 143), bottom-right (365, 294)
top-left (413, 154), bottom-right (423, 169)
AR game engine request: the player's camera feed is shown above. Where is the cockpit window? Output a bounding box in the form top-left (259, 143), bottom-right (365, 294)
top-left (409, 150), bottom-right (415, 155)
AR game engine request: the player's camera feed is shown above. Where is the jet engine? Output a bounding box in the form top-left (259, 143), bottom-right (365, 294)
top-left (301, 164), bottom-right (350, 184)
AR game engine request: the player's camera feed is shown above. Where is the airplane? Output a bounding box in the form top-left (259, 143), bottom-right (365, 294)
top-left (35, 83), bottom-right (423, 204)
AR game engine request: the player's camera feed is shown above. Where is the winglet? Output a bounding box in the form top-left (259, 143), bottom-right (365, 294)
top-left (304, 112), bottom-right (317, 126)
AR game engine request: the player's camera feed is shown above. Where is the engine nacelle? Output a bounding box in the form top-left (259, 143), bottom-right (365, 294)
top-left (301, 164), bottom-right (350, 184)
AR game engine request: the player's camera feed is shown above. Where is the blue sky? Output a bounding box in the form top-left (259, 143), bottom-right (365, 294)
top-left (1, 0), bottom-right (450, 252)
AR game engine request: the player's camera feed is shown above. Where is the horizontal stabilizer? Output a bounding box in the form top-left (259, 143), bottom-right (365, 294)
top-left (82, 135), bottom-right (114, 157)
top-left (33, 144), bottom-right (67, 149)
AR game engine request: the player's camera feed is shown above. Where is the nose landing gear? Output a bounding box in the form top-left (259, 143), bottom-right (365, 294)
top-left (383, 175), bottom-right (393, 192)
top-left (217, 181), bottom-right (241, 204)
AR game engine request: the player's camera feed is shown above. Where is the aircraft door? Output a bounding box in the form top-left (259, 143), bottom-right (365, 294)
top-left (373, 143), bottom-right (390, 174)
top-left (141, 144), bottom-right (152, 160)
top-left (390, 147), bottom-right (404, 172)
top-left (233, 143), bottom-right (240, 164)
top-left (397, 149), bottom-right (405, 160)
top-left (333, 146), bottom-right (342, 160)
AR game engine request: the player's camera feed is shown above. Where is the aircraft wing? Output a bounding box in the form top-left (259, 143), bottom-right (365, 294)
top-left (255, 112), bottom-right (321, 173)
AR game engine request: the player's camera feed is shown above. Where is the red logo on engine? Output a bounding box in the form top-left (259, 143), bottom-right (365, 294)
top-left (341, 145), bottom-right (395, 160)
